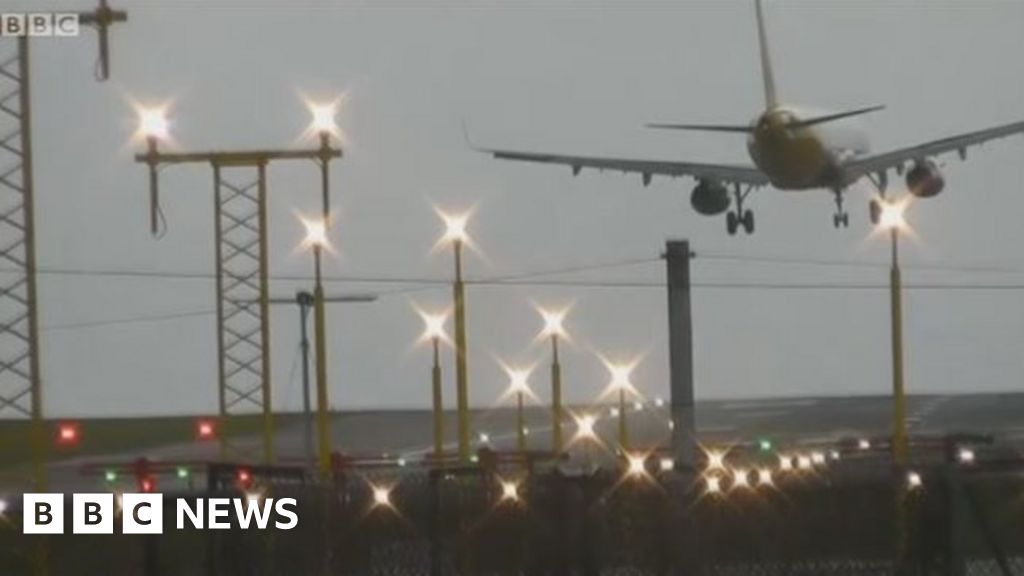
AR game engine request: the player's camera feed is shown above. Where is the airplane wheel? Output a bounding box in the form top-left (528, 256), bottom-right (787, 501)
top-left (833, 214), bottom-right (841, 228)
top-left (742, 210), bottom-right (755, 234)
top-left (726, 212), bottom-right (738, 236)
top-left (869, 200), bottom-right (881, 225)
top-left (842, 213), bottom-right (850, 227)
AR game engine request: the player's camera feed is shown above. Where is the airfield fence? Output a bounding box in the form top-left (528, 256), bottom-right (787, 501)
top-left (1, 460), bottom-right (1023, 576)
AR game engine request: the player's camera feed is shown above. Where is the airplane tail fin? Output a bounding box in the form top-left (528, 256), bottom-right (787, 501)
top-left (755, 0), bottom-right (778, 109)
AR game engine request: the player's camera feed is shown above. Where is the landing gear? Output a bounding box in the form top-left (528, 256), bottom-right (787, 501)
top-left (869, 198), bottom-right (881, 225)
top-left (832, 190), bottom-right (849, 228)
top-left (725, 184), bottom-right (755, 236)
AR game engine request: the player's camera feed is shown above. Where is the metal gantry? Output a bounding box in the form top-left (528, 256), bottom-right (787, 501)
top-left (0, 2), bottom-right (126, 496)
top-left (136, 146), bottom-right (341, 464)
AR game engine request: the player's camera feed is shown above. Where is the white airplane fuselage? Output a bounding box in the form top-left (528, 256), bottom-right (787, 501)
top-left (746, 105), bottom-right (870, 190)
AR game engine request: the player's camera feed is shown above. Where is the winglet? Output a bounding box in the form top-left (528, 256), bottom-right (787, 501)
top-left (461, 118), bottom-right (483, 152)
top-left (755, 0), bottom-right (778, 109)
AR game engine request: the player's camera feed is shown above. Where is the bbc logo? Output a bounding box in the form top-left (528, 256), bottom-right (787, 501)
top-left (24, 493), bottom-right (163, 535)
top-left (1, 13), bottom-right (80, 37)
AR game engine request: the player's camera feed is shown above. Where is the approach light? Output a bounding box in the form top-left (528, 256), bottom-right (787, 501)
top-left (877, 199), bottom-right (907, 230)
top-left (138, 107), bottom-right (168, 140)
top-left (654, 397), bottom-right (665, 408)
top-left (957, 447), bottom-right (975, 464)
top-left (907, 471), bottom-right (923, 489)
top-left (758, 438), bottom-right (773, 452)
top-left (237, 468), bottom-right (252, 487)
top-left (439, 210), bottom-right (470, 244)
top-left (858, 438), bottom-right (871, 450)
top-left (104, 470), bottom-right (118, 483)
top-left (500, 481), bottom-right (519, 502)
top-left (659, 457), bottom-right (675, 472)
top-left (420, 311), bottom-right (448, 342)
top-left (478, 432), bottom-right (490, 444)
top-left (506, 366), bottom-right (533, 395)
top-left (196, 419), bottom-right (216, 441)
top-left (606, 361), bottom-right (636, 393)
top-left (538, 307), bottom-right (568, 339)
top-left (176, 467), bottom-right (190, 479)
top-left (797, 455), bottom-right (813, 471)
top-left (732, 468), bottom-right (750, 489)
top-left (372, 486), bottom-right (392, 507)
top-left (574, 415), bottom-right (597, 440)
top-left (779, 455), bottom-right (794, 471)
top-left (811, 451), bottom-right (826, 465)
top-left (757, 468), bottom-right (774, 487)
top-left (300, 216), bottom-right (330, 251)
top-left (308, 102), bottom-right (337, 135)
top-left (705, 449), bottom-right (726, 471)
top-left (633, 401), bottom-right (644, 412)
top-left (705, 476), bottom-right (722, 495)
top-left (0, 498), bottom-right (7, 517)
top-left (626, 453), bottom-right (647, 478)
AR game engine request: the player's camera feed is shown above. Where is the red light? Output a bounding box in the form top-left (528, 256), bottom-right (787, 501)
top-left (196, 420), bottom-right (215, 440)
top-left (237, 469), bottom-right (252, 487)
top-left (56, 423), bottom-right (79, 446)
top-left (140, 477), bottom-right (156, 493)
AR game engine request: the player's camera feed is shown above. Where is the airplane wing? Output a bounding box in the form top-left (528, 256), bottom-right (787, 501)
top-left (481, 147), bottom-right (771, 188)
top-left (845, 119), bottom-right (1024, 179)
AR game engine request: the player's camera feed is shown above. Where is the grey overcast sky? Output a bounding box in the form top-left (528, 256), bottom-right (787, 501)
top-left (6, 0), bottom-right (1024, 417)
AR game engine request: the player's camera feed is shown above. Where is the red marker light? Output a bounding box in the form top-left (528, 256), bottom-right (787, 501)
top-left (140, 477), bottom-right (156, 493)
top-left (196, 420), bottom-right (216, 440)
top-left (56, 423), bottom-right (79, 446)
top-left (237, 468), bottom-right (252, 487)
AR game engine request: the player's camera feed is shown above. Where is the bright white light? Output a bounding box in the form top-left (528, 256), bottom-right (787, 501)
top-left (397, 458), bottom-right (407, 467)
top-left (610, 407), bottom-right (620, 418)
top-left (732, 468), bottom-right (750, 489)
top-left (0, 498), bottom-right (7, 516)
top-left (668, 420), bottom-right (675, 430)
top-left (633, 401), bottom-right (644, 412)
top-left (245, 490), bottom-right (263, 505)
top-left (626, 453), bottom-right (647, 477)
top-left (309, 102), bottom-right (337, 135)
top-left (501, 480), bottom-right (519, 502)
top-left (506, 366), bottom-right (533, 395)
top-left (654, 397), bottom-right (665, 408)
top-left (478, 432), bottom-right (490, 444)
top-left (829, 449), bottom-right (841, 461)
top-left (574, 414), bottom-right (596, 440)
top-left (538, 307), bottom-right (568, 339)
top-left (797, 455), bottom-right (813, 470)
top-left (372, 486), bottom-right (391, 507)
top-left (957, 448), bottom-right (975, 464)
top-left (877, 199), bottom-right (906, 230)
top-left (420, 310), bottom-right (448, 342)
top-left (858, 438), bottom-right (871, 450)
top-left (907, 471), bottom-right (922, 489)
top-left (523, 427), bottom-right (530, 436)
top-left (659, 457), bottom-right (675, 472)
top-left (779, 455), bottom-right (793, 471)
top-left (438, 210), bottom-right (470, 244)
top-left (811, 451), bottom-right (826, 465)
top-left (705, 450), bottom-right (726, 471)
top-left (757, 468), bottom-right (773, 487)
top-left (607, 361), bottom-right (636, 393)
top-left (705, 476), bottom-right (722, 495)
top-left (138, 107), bottom-right (168, 140)
top-left (299, 216), bottom-right (330, 251)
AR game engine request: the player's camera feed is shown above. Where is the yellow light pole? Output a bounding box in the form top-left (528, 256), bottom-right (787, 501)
top-left (419, 310), bottom-right (449, 460)
top-left (605, 360), bottom-right (637, 452)
top-left (438, 211), bottom-right (472, 462)
top-left (538, 307), bottom-right (569, 454)
top-left (504, 366), bottom-right (534, 455)
top-left (307, 102), bottom-right (340, 479)
top-left (876, 199), bottom-right (910, 467)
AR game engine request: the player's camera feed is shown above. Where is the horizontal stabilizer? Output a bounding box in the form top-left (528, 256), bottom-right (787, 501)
top-left (646, 123), bottom-right (753, 133)
top-left (787, 105), bottom-right (885, 129)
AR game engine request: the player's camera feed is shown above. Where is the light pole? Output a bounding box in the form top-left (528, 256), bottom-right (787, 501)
top-left (300, 215), bottom-right (333, 478)
top-left (573, 413), bottom-right (598, 472)
top-left (538, 308), bottom-right (569, 454)
top-left (504, 366), bottom-right (535, 456)
top-left (876, 199), bottom-right (910, 467)
top-left (605, 360), bottom-right (638, 452)
top-left (438, 211), bottom-right (472, 462)
top-left (419, 310), bottom-right (450, 460)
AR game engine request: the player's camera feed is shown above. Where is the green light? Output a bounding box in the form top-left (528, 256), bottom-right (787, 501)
top-left (177, 467), bottom-right (189, 479)
top-left (104, 470), bottom-right (117, 482)
top-left (758, 438), bottom-right (773, 452)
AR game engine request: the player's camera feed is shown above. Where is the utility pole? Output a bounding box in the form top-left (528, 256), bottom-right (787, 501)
top-left (665, 240), bottom-right (697, 473)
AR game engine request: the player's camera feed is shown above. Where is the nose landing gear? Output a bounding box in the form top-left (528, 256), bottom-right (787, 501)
top-left (726, 184), bottom-right (755, 235)
top-left (832, 189), bottom-right (849, 228)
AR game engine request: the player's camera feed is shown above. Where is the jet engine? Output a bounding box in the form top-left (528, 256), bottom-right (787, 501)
top-left (905, 159), bottom-right (944, 198)
top-left (690, 180), bottom-right (730, 215)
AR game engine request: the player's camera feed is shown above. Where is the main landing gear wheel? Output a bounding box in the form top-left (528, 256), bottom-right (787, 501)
top-left (832, 190), bottom-right (849, 228)
top-left (726, 209), bottom-right (755, 235)
top-left (725, 184), bottom-right (756, 236)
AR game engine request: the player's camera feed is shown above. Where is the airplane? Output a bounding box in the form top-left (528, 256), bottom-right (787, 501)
top-left (475, 0), bottom-right (1024, 235)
